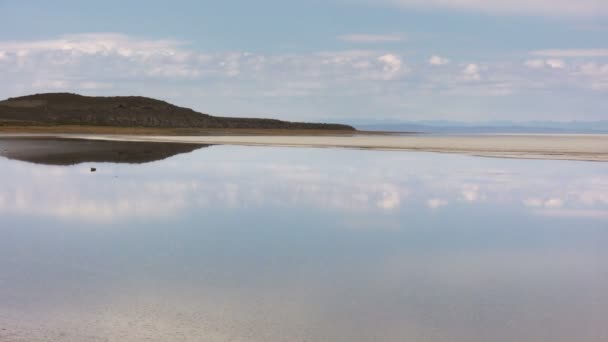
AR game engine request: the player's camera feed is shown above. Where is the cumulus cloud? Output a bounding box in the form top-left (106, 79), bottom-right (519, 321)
top-left (2, 32), bottom-right (608, 119)
top-left (0, 33), bottom-right (189, 63)
top-left (0, 33), bottom-right (417, 100)
top-left (462, 63), bottom-right (481, 81)
top-left (219, 52), bottom-right (242, 77)
top-left (545, 59), bottom-right (566, 69)
top-left (429, 55), bottom-right (450, 66)
top-left (377, 53), bottom-right (405, 80)
top-left (337, 34), bottom-right (404, 43)
top-left (0, 33), bottom-right (218, 83)
top-left (378, 0), bottom-right (608, 16)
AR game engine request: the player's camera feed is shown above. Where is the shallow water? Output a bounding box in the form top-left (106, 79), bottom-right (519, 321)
top-left (1, 145), bottom-right (607, 341)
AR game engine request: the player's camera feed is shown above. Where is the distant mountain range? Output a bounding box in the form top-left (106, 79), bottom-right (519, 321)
top-left (356, 120), bottom-right (608, 134)
top-left (0, 93), bottom-right (354, 131)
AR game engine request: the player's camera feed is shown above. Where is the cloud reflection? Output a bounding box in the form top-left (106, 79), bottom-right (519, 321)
top-left (0, 147), bottom-right (607, 223)
top-left (427, 198), bottom-right (448, 209)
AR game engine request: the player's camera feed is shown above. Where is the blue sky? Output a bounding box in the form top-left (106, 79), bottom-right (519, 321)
top-left (1, 0), bottom-right (607, 122)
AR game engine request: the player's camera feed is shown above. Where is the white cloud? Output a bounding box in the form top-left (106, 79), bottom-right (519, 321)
top-left (0, 33), bottom-right (215, 83)
top-left (379, 0), bottom-right (608, 16)
top-left (524, 59), bottom-right (546, 69)
top-left (429, 55), bottom-right (450, 66)
top-left (462, 63), bottom-right (481, 81)
top-left (545, 59), bottom-right (566, 69)
top-left (576, 184), bottom-right (608, 205)
top-left (544, 197), bottom-right (564, 208)
top-left (376, 185), bottom-right (401, 209)
top-left (427, 198), bottom-right (448, 209)
top-left (0, 34), bottom-right (417, 100)
top-left (337, 34), bottom-right (404, 43)
top-left (531, 49), bottom-right (608, 57)
top-left (219, 52), bottom-right (242, 77)
top-left (523, 58), bottom-right (566, 69)
top-left (523, 198), bottom-right (544, 207)
top-left (1, 144), bottom-right (606, 225)
top-left (523, 197), bottom-right (564, 208)
top-left (578, 62), bottom-right (608, 76)
top-left (573, 62), bottom-right (608, 91)
top-left (377, 54), bottom-right (405, 80)
top-left (0, 33), bottom-right (184, 58)
top-left (461, 184), bottom-right (481, 201)
top-left (1, 33), bottom-right (608, 120)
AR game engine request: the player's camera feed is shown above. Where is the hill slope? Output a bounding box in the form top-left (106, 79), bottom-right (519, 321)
top-left (0, 93), bottom-right (354, 130)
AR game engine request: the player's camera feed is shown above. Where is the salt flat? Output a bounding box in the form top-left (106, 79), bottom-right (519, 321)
top-left (60, 133), bottom-right (608, 161)
top-left (2, 133), bottom-right (607, 161)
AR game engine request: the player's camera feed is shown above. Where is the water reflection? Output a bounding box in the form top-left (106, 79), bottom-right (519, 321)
top-left (0, 144), bottom-right (607, 341)
top-left (0, 137), bottom-right (208, 165)
top-left (0, 144), bottom-right (606, 222)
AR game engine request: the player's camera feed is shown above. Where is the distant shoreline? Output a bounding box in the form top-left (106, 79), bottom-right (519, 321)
top-left (1, 131), bottom-right (607, 162)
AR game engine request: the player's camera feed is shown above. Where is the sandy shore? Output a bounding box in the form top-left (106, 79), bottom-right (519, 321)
top-left (2, 133), bottom-right (607, 161)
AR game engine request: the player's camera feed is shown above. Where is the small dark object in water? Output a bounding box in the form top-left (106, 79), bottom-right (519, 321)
top-left (90, 167), bottom-right (96, 172)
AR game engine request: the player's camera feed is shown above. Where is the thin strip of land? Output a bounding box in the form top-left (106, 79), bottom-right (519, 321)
top-left (0, 125), bottom-right (393, 136)
top-left (1, 132), bottom-right (606, 162)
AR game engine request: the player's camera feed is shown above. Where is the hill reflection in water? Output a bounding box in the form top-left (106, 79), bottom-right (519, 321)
top-left (0, 137), bottom-right (209, 165)
top-left (0, 145), bottom-right (606, 342)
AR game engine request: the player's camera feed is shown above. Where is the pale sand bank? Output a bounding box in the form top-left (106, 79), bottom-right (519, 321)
top-left (2, 133), bottom-right (608, 161)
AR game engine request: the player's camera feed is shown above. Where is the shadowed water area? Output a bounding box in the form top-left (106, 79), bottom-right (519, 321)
top-left (0, 137), bottom-right (208, 165)
top-left (0, 140), bottom-right (606, 341)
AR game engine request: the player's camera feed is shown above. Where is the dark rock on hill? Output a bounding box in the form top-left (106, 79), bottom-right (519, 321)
top-left (0, 93), bottom-right (354, 130)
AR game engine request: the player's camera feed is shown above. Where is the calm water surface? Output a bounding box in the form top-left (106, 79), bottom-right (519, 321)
top-left (1, 145), bottom-right (607, 341)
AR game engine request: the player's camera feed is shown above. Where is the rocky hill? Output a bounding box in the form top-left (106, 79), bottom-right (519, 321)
top-left (0, 93), bottom-right (355, 130)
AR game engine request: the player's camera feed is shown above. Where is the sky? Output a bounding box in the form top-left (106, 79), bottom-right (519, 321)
top-left (0, 0), bottom-right (607, 123)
